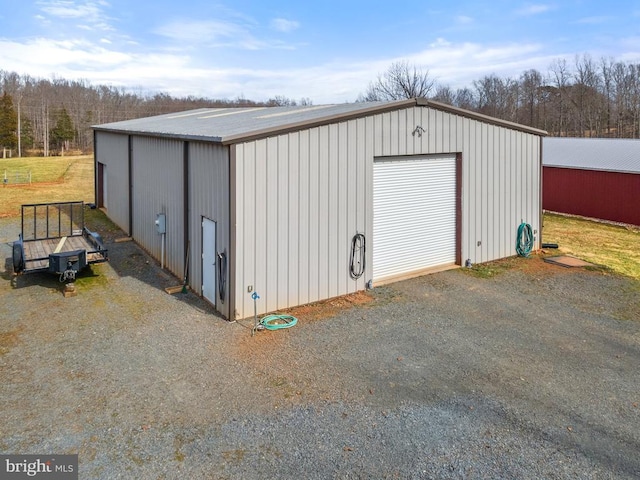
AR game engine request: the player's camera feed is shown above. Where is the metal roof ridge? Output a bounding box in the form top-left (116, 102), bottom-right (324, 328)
top-left (220, 99), bottom-right (417, 145)
top-left (221, 98), bottom-right (546, 144)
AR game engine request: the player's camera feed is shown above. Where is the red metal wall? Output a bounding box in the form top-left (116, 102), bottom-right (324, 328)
top-left (543, 167), bottom-right (640, 226)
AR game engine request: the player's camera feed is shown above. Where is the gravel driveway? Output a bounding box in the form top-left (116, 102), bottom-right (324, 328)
top-left (1, 213), bottom-right (639, 479)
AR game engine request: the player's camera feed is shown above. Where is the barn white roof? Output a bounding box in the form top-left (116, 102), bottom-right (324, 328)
top-left (543, 137), bottom-right (640, 174)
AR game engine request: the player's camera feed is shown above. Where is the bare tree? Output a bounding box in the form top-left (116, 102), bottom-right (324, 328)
top-left (454, 87), bottom-right (476, 110)
top-left (265, 96), bottom-right (312, 107)
top-left (518, 69), bottom-right (544, 128)
top-left (431, 85), bottom-right (455, 105)
top-left (572, 54), bottom-right (605, 136)
top-left (548, 59), bottom-right (572, 136)
top-left (364, 61), bottom-right (436, 101)
top-left (600, 57), bottom-right (615, 136)
top-left (473, 75), bottom-right (519, 121)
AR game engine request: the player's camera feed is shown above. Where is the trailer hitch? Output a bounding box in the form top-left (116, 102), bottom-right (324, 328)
top-left (59, 261), bottom-right (78, 283)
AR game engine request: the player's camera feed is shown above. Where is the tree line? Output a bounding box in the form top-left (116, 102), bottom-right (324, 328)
top-left (364, 55), bottom-right (640, 138)
top-left (1, 53), bottom-right (639, 156)
top-left (0, 71), bottom-right (311, 157)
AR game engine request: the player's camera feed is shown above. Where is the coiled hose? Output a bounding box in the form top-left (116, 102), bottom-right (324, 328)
top-left (260, 314), bottom-right (298, 330)
top-left (516, 222), bottom-right (534, 257)
top-left (349, 233), bottom-right (366, 279)
top-left (217, 251), bottom-right (227, 303)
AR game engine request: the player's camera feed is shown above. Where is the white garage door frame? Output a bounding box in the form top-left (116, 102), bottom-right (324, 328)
top-left (373, 153), bottom-right (461, 283)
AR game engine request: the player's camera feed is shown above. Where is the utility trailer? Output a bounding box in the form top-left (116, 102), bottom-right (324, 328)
top-left (12, 201), bottom-right (108, 281)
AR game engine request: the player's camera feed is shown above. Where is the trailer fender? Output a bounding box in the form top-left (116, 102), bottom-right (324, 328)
top-left (12, 243), bottom-right (25, 273)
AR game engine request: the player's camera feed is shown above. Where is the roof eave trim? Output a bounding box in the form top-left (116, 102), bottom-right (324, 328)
top-left (93, 127), bottom-right (223, 144)
top-left (422, 98), bottom-right (548, 136)
top-left (544, 164), bottom-right (640, 175)
top-left (221, 97), bottom-right (546, 145)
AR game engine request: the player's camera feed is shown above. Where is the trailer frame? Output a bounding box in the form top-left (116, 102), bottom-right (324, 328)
top-left (12, 201), bottom-right (108, 276)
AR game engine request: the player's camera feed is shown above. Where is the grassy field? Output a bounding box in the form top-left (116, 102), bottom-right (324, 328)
top-left (0, 155), bottom-right (94, 217)
top-left (542, 213), bottom-right (640, 280)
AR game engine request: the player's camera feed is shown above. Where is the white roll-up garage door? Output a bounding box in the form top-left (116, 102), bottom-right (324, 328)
top-left (373, 154), bottom-right (457, 282)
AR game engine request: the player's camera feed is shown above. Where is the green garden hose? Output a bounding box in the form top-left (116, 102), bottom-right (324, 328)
top-left (260, 314), bottom-right (298, 330)
top-left (516, 222), bottom-right (534, 257)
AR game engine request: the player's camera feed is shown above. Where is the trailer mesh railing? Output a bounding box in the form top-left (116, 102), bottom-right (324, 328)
top-left (21, 202), bottom-right (85, 241)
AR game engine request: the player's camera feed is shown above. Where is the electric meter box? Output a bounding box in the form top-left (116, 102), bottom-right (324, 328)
top-left (155, 213), bottom-right (166, 234)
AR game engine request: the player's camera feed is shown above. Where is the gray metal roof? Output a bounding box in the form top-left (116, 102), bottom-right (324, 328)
top-left (543, 137), bottom-right (640, 174)
top-left (93, 98), bottom-right (545, 145)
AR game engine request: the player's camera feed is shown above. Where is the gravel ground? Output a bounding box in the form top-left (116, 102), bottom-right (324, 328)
top-left (0, 213), bottom-right (639, 479)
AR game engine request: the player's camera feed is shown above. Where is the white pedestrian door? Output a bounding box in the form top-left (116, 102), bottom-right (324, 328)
top-left (202, 218), bottom-right (217, 305)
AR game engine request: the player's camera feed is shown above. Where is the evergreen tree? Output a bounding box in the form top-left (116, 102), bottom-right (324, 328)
top-left (0, 92), bottom-right (18, 154)
top-left (50, 107), bottom-right (75, 155)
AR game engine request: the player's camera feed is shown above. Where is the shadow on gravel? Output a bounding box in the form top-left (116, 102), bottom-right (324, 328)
top-left (81, 209), bottom-right (223, 316)
top-left (2, 256), bottom-right (14, 281)
top-left (103, 237), bottom-right (222, 316)
top-left (1, 209), bottom-right (220, 316)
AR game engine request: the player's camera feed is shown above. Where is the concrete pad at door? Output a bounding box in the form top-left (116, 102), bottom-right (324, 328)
top-left (543, 255), bottom-right (594, 268)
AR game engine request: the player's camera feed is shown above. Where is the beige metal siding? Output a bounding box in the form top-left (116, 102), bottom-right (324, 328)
top-left (189, 141), bottom-right (230, 318)
top-left (233, 105), bottom-right (540, 319)
top-left (131, 136), bottom-right (184, 276)
top-left (94, 132), bottom-right (129, 233)
top-left (234, 119), bottom-right (370, 319)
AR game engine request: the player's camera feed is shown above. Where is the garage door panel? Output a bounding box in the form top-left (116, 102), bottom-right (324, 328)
top-left (373, 154), bottom-right (457, 281)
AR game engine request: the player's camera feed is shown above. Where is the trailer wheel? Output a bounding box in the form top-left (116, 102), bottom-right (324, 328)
top-left (12, 244), bottom-right (25, 273)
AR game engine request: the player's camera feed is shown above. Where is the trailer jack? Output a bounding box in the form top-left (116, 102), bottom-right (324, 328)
top-left (59, 262), bottom-right (78, 283)
top-left (60, 261), bottom-right (79, 297)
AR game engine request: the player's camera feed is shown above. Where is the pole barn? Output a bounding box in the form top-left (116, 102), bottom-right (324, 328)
top-left (543, 137), bottom-right (640, 226)
top-left (94, 98), bottom-right (545, 320)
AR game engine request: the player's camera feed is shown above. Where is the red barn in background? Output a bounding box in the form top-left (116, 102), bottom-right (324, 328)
top-left (543, 138), bottom-right (640, 226)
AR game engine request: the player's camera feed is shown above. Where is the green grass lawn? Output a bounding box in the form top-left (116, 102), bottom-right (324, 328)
top-left (0, 155), bottom-right (94, 217)
top-left (543, 213), bottom-right (640, 280)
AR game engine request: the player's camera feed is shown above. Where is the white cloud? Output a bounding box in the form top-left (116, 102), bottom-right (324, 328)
top-left (455, 15), bottom-right (474, 25)
top-left (37, 0), bottom-right (109, 19)
top-left (3, 23), bottom-right (639, 105)
top-left (516, 4), bottom-right (553, 16)
top-left (0, 38), bottom-right (130, 71)
top-left (574, 16), bottom-right (610, 25)
top-left (154, 19), bottom-right (244, 44)
top-left (270, 18), bottom-right (300, 33)
top-left (430, 38), bottom-right (451, 48)
top-left (154, 18), bottom-right (298, 51)
top-left (387, 40), bottom-right (557, 89)
top-left (36, 0), bottom-right (113, 31)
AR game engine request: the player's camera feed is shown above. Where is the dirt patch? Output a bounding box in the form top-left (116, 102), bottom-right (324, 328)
top-left (228, 291), bottom-right (376, 406)
top-left (464, 252), bottom-right (608, 279)
top-left (279, 291), bottom-right (374, 322)
top-left (0, 326), bottom-right (22, 356)
top-left (229, 290), bottom-right (374, 375)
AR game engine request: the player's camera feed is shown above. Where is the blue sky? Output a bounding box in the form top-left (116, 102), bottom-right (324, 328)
top-left (0, 0), bottom-right (639, 103)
